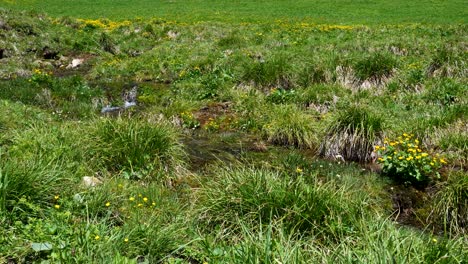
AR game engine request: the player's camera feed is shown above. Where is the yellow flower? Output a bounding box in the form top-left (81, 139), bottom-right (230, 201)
top-left (105, 202), bottom-right (111, 207)
top-left (398, 157), bottom-right (404, 160)
top-left (152, 202), bottom-right (156, 206)
top-left (118, 184), bottom-right (123, 188)
top-left (295, 168), bottom-right (303, 173)
top-left (421, 153), bottom-right (428, 157)
top-left (390, 142), bottom-right (396, 146)
top-left (417, 149), bottom-right (422, 152)
top-left (406, 157), bottom-right (413, 161)
top-left (403, 133), bottom-right (408, 137)
top-left (143, 197), bottom-right (148, 202)
top-left (54, 195), bottom-right (60, 200)
top-left (432, 238), bottom-right (437, 243)
top-left (430, 162), bottom-right (435, 166)
top-left (415, 139), bottom-right (419, 144)
top-left (54, 204), bottom-right (60, 209)
top-left (440, 159), bottom-right (447, 164)
top-left (378, 157), bottom-right (384, 162)
top-left (374, 146), bottom-right (380, 150)
top-left (137, 203), bottom-right (143, 207)
top-left (129, 197), bottom-right (135, 201)
top-left (124, 238), bottom-right (129, 243)
top-left (416, 156), bottom-right (421, 159)
top-left (95, 235), bottom-right (100, 240)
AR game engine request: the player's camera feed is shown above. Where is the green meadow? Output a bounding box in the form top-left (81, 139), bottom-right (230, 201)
top-left (0, 1), bottom-right (467, 263)
top-left (2, 0), bottom-right (467, 24)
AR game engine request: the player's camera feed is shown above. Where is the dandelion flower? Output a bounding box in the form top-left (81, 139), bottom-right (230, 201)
top-left (105, 202), bottom-right (111, 207)
top-left (143, 197), bottom-right (148, 202)
top-left (152, 202), bottom-right (156, 206)
top-left (54, 204), bottom-right (60, 209)
top-left (432, 238), bottom-right (437, 243)
top-left (124, 238), bottom-right (129, 243)
top-left (129, 197), bottom-right (135, 201)
top-left (421, 153), bottom-right (428, 157)
top-left (95, 235), bottom-right (100, 240)
top-left (54, 195), bottom-right (60, 200)
top-left (137, 203), bottom-right (143, 207)
top-left (295, 168), bottom-right (303, 173)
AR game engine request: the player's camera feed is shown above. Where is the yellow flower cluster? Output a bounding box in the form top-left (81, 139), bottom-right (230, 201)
top-left (375, 133), bottom-right (444, 166)
top-left (77, 18), bottom-right (131, 31)
top-left (127, 195), bottom-right (156, 208)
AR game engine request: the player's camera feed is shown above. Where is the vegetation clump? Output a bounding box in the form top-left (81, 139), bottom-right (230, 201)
top-left (320, 105), bottom-right (384, 162)
top-left (263, 104), bottom-right (318, 149)
top-left (94, 118), bottom-right (185, 180)
top-left (375, 133), bottom-right (444, 185)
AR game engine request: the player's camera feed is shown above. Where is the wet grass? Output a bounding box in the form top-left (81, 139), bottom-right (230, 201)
top-left (0, 7), bottom-right (467, 263)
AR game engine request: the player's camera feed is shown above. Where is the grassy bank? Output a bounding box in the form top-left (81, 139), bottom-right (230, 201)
top-left (0, 7), bottom-right (467, 263)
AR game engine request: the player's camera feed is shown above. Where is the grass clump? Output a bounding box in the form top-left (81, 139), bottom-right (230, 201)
top-left (432, 171), bottom-right (468, 235)
top-left (262, 104), bottom-right (318, 149)
top-left (93, 118), bottom-right (185, 180)
top-left (241, 53), bottom-right (293, 88)
top-left (196, 167), bottom-right (362, 238)
top-left (320, 105), bottom-right (384, 162)
top-left (353, 52), bottom-right (397, 83)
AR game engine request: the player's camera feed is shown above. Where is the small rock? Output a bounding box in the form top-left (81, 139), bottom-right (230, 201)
top-left (0, 20), bottom-right (10, 30)
top-left (251, 141), bottom-right (268, 152)
top-left (167, 30), bottom-right (179, 39)
top-left (82, 176), bottom-right (102, 187)
top-left (67, 58), bottom-right (84, 69)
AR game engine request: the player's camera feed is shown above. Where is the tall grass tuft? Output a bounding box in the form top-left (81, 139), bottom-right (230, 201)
top-left (353, 52), bottom-right (397, 82)
top-left (432, 171), bottom-right (468, 235)
top-left (196, 167), bottom-right (362, 239)
top-left (93, 118), bottom-right (185, 179)
top-left (241, 53), bottom-right (293, 88)
top-left (263, 104), bottom-right (318, 149)
top-left (320, 105), bottom-right (384, 162)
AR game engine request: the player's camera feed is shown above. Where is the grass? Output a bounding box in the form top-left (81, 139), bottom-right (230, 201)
top-left (0, 4), bottom-right (467, 263)
top-left (1, 0), bottom-right (466, 24)
top-left (320, 105), bottom-right (384, 162)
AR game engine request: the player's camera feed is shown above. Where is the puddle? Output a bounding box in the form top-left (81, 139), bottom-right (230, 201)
top-left (182, 132), bottom-right (258, 171)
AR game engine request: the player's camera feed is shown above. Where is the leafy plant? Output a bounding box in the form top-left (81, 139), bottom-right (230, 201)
top-left (266, 88), bottom-right (296, 104)
top-left (375, 133), bottom-right (444, 185)
top-left (180, 111), bottom-right (200, 129)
